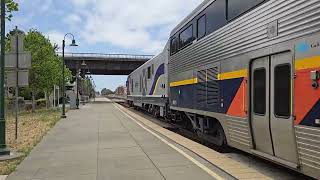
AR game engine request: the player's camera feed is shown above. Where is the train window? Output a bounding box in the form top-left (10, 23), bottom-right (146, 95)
top-left (253, 68), bottom-right (266, 115)
top-left (197, 15), bottom-right (206, 39)
top-left (170, 37), bottom-right (178, 55)
top-left (148, 67), bottom-right (152, 79)
top-left (151, 64), bottom-right (154, 75)
top-left (206, 0), bottom-right (227, 34)
top-left (179, 25), bottom-right (194, 49)
top-left (227, 0), bottom-right (265, 20)
top-left (274, 64), bottom-right (291, 118)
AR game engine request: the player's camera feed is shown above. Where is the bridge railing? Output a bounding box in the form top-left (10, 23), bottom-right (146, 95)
top-left (57, 52), bottom-right (154, 60)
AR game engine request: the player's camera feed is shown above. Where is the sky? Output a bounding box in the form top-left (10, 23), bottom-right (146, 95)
top-left (7, 0), bottom-right (203, 91)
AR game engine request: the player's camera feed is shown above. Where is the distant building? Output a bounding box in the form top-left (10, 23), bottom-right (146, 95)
top-left (115, 86), bottom-right (127, 96)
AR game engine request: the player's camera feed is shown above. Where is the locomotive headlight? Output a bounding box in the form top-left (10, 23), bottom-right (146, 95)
top-left (310, 70), bottom-right (319, 89)
top-left (310, 70), bottom-right (319, 81)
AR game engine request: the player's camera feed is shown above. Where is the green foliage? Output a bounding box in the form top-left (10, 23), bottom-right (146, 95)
top-left (19, 87), bottom-right (32, 100)
top-left (101, 88), bottom-right (114, 96)
top-left (36, 99), bottom-right (46, 107)
top-left (23, 29), bottom-right (71, 97)
top-left (5, 0), bottom-right (19, 21)
top-left (6, 29), bottom-right (72, 100)
top-left (83, 77), bottom-right (95, 97)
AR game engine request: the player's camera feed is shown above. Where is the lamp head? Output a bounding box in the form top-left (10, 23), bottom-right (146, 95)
top-left (81, 61), bottom-right (87, 67)
top-left (70, 39), bottom-right (78, 47)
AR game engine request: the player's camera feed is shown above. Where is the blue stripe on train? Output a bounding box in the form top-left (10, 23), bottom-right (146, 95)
top-left (170, 78), bottom-right (243, 114)
top-left (220, 78), bottom-right (243, 113)
top-left (149, 64), bottom-right (165, 95)
top-left (171, 85), bottom-right (194, 109)
top-left (300, 99), bottom-right (320, 127)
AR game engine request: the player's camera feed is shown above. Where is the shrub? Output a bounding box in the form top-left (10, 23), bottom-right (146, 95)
top-left (36, 99), bottom-right (46, 107)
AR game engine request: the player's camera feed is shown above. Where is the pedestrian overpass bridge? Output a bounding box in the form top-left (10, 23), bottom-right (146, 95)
top-left (60, 53), bottom-right (153, 76)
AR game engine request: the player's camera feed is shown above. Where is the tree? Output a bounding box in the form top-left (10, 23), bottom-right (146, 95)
top-left (6, 29), bottom-right (72, 110)
top-left (101, 88), bottom-right (114, 96)
top-left (5, 0), bottom-right (19, 21)
top-left (83, 77), bottom-right (95, 98)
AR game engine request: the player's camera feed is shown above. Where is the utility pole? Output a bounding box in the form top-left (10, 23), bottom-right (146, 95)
top-left (14, 26), bottom-right (18, 140)
top-left (0, 0), bottom-right (9, 155)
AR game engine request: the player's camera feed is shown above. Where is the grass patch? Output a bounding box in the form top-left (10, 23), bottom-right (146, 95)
top-left (0, 109), bottom-right (61, 175)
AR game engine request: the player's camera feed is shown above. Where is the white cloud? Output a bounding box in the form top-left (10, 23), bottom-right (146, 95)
top-left (39, 0), bottom-right (53, 12)
top-left (66, 0), bottom-right (202, 54)
top-left (46, 30), bottom-right (64, 48)
top-left (46, 30), bottom-right (74, 52)
top-left (8, 0), bottom-right (55, 30)
top-left (69, 0), bottom-right (92, 7)
top-left (64, 14), bottom-right (82, 26)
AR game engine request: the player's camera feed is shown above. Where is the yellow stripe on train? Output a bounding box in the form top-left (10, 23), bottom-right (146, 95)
top-left (170, 78), bottom-right (198, 87)
top-left (218, 69), bottom-right (247, 80)
top-left (168, 56), bottom-right (320, 88)
top-left (153, 77), bottom-right (162, 95)
top-left (169, 69), bottom-right (248, 87)
top-left (295, 56), bottom-right (320, 70)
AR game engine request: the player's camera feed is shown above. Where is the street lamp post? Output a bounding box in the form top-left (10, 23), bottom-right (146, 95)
top-left (80, 61), bottom-right (86, 105)
top-left (76, 69), bottom-right (80, 109)
top-left (61, 33), bottom-right (78, 118)
top-left (87, 76), bottom-right (90, 100)
top-left (82, 77), bottom-right (85, 105)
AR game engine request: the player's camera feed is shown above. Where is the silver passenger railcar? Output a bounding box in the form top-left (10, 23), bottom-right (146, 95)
top-left (127, 44), bottom-right (169, 117)
top-left (168, 0), bottom-right (320, 179)
top-left (127, 0), bottom-right (320, 178)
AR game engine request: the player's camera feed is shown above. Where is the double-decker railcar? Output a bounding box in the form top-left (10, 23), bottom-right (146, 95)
top-left (128, 0), bottom-right (320, 178)
top-left (127, 45), bottom-right (169, 117)
top-left (168, 0), bottom-right (320, 178)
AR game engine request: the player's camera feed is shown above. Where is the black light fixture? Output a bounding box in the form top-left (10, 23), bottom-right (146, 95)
top-left (81, 60), bottom-right (87, 67)
top-left (70, 39), bottom-right (78, 47)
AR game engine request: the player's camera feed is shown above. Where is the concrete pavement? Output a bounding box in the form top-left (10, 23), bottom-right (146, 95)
top-left (7, 98), bottom-right (215, 180)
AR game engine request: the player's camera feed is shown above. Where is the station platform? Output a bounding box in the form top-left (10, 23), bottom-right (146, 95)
top-left (6, 98), bottom-right (305, 180)
top-left (7, 98), bottom-right (223, 180)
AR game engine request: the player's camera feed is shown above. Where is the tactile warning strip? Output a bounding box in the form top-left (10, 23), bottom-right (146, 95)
top-left (116, 104), bottom-right (272, 180)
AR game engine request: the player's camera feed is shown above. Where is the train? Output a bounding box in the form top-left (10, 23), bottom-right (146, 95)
top-left (127, 0), bottom-right (320, 179)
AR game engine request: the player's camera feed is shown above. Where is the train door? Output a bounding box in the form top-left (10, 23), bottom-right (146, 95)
top-left (250, 52), bottom-right (298, 166)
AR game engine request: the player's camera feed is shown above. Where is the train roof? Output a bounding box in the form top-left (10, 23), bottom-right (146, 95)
top-left (128, 52), bottom-right (161, 76)
top-left (170, 0), bottom-right (212, 37)
top-left (129, 42), bottom-right (169, 77)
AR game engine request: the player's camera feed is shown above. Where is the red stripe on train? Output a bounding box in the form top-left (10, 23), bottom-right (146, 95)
top-left (294, 68), bottom-right (320, 125)
top-left (227, 78), bottom-right (248, 118)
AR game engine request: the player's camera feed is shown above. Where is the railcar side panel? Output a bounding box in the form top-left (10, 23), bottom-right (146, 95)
top-left (168, 0), bottom-right (320, 178)
top-left (127, 47), bottom-right (169, 114)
